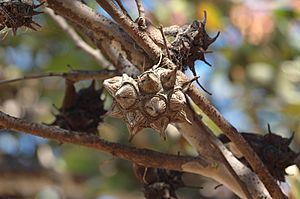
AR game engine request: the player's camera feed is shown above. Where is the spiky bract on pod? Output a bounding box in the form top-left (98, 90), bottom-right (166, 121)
top-left (0, 0), bottom-right (43, 35)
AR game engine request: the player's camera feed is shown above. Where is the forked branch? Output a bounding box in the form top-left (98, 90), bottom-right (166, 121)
top-left (95, 0), bottom-right (285, 198)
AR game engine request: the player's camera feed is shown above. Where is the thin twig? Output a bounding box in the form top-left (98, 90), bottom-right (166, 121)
top-left (114, 0), bottom-right (132, 21)
top-left (0, 111), bottom-right (209, 174)
top-left (135, 0), bottom-right (147, 29)
top-left (135, 0), bottom-right (145, 20)
top-left (46, 0), bottom-right (153, 70)
top-left (44, 8), bottom-right (110, 67)
top-left (0, 69), bottom-right (117, 85)
top-left (96, 0), bottom-right (161, 61)
top-left (158, 25), bottom-right (171, 59)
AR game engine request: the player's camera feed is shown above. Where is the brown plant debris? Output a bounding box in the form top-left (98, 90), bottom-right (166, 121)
top-left (168, 12), bottom-right (219, 94)
top-left (219, 124), bottom-right (298, 182)
top-left (0, 0), bottom-right (43, 35)
top-left (133, 164), bottom-right (185, 199)
top-left (51, 80), bottom-right (106, 134)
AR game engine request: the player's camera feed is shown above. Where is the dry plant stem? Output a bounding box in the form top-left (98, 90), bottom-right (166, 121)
top-left (44, 8), bottom-right (110, 67)
top-left (179, 108), bottom-right (269, 199)
top-left (0, 70), bottom-right (117, 85)
top-left (46, 0), bottom-right (153, 70)
top-left (96, 0), bottom-right (162, 62)
top-left (96, 0), bottom-right (284, 197)
top-left (0, 111), bottom-right (214, 176)
top-left (186, 80), bottom-right (286, 199)
top-left (76, 25), bottom-right (140, 75)
top-left (159, 26), bottom-right (171, 59)
top-left (135, 0), bottom-right (146, 20)
top-left (114, 0), bottom-right (132, 20)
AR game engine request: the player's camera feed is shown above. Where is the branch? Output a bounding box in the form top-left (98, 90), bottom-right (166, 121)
top-left (178, 107), bottom-right (269, 199)
top-left (95, 0), bottom-right (284, 198)
top-left (114, 0), bottom-right (132, 21)
top-left (44, 7), bottom-right (110, 67)
top-left (0, 69), bottom-right (117, 85)
top-left (96, 0), bottom-right (161, 62)
top-left (0, 110), bottom-right (212, 177)
top-left (46, 0), bottom-right (153, 71)
top-left (135, 0), bottom-right (146, 20)
top-left (186, 80), bottom-right (286, 199)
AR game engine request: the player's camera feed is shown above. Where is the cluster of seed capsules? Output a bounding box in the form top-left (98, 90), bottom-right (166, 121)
top-left (104, 60), bottom-right (192, 140)
top-left (0, 0), bottom-right (43, 35)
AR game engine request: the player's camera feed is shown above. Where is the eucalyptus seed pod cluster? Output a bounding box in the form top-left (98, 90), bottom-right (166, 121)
top-left (0, 0), bottom-right (43, 35)
top-left (104, 65), bottom-right (191, 140)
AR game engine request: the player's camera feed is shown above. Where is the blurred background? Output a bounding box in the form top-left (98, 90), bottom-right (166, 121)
top-left (0, 0), bottom-right (299, 198)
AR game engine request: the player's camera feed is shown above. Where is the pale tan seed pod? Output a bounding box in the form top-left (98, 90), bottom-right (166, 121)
top-left (128, 124), bottom-right (145, 142)
top-left (159, 68), bottom-right (177, 90)
top-left (174, 110), bottom-right (192, 124)
top-left (107, 102), bottom-right (123, 118)
top-left (138, 71), bottom-right (161, 94)
top-left (150, 117), bottom-right (169, 140)
top-left (144, 96), bottom-right (167, 117)
top-left (125, 110), bottom-right (145, 127)
top-left (115, 84), bottom-right (138, 110)
top-left (121, 74), bottom-right (139, 90)
top-left (103, 76), bottom-right (123, 96)
top-left (169, 90), bottom-right (186, 111)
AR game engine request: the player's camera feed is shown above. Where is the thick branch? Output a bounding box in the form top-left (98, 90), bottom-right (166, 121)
top-left (0, 111), bottom-right (211, 175)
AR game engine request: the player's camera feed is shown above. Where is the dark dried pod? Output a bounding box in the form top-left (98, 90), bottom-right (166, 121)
top-left (220, 125), bottom-right (298, 182)
top-left (0, 0), bottom-right (43, 35)
top-left (133, 164), bottom-right (184, 199)
top-left (51, 81), bottom-right (106, 134)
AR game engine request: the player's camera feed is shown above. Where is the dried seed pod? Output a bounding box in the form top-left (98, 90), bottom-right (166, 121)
top-left (219, 125), bottom-right (299, 182)
top-left (128, 124), bottom-right (145, 141)
top-left (107, 102), bottom-right (123, 118)
top-left (138, 71), bottom-right (161, 94)
top-left (51, 81), bottom-right (106, 134)
top-left (144, 96), bottom-right (167, 117)
top-left (150, 117), bottom-right (169, 139)
top-left (169, 90), bottom-right (186, 111)
top-left (103, 76), bottom-right (123, 96)
top-left (125, 110), bottom-right (145, 127)
top-left (159, 68), bottom-right (177, 90)
top-left (104, 63), bottom-right (191, 140)
top-left (174, 110), bottom-right (191, 124)
top-left (0, 0), bottom-right (43, 35)
top-left (115, 83), bottom-right (138, 110)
